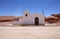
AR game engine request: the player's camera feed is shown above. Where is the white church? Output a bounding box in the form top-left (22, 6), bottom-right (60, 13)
top-left (18, 10), bottom-right (45, 25)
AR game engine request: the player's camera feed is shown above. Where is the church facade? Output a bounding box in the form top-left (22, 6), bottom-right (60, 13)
top-left (19, 10), bottom-right (45, 25)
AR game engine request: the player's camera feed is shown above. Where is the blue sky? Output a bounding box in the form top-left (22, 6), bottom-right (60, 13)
top-left (0, 0), bottom-right (60, 16)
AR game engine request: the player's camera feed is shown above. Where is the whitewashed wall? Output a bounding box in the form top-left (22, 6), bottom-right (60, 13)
top-left (19, 13), bottom-right (45, 25)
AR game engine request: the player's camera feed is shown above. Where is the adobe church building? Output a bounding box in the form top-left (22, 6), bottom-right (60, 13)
top-left (19, 10), bottom-right (45, 25)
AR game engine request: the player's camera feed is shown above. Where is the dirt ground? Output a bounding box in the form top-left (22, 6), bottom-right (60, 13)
top-left (0, 26), bottom-right (60, 39)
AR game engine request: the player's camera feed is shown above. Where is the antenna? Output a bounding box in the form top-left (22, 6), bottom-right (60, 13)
top-left (42, 10), bottom-right (45, 16)
top-left (42, 10), bottom-right (45, 18)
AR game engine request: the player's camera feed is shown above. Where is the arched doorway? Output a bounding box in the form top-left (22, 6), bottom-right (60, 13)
top-left (35, 17), bottom-right (39, 25)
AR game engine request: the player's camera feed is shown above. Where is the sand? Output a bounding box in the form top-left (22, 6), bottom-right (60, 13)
top-left (0, 26), bottom-right (60, 39)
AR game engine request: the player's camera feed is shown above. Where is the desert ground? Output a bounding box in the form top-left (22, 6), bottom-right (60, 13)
top-left (0, 26), bottom-right (60, 39)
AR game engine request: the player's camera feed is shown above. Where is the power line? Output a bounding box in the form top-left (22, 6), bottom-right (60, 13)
top-left (44, 0), bottom-right (57, 10)
top-left (43, 0), bottom-right (59, 16)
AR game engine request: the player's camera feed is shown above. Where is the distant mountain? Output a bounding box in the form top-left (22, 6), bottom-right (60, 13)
top-left (51, 14), bottom-right (60, 20)
top-left (0, 16), bottom-right (19, 22)
top-left (45, 14), bottom-right (60, 24)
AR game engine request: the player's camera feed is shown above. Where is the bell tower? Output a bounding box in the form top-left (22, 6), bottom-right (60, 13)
top-left (24, 9), bottom-right (30, 17)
